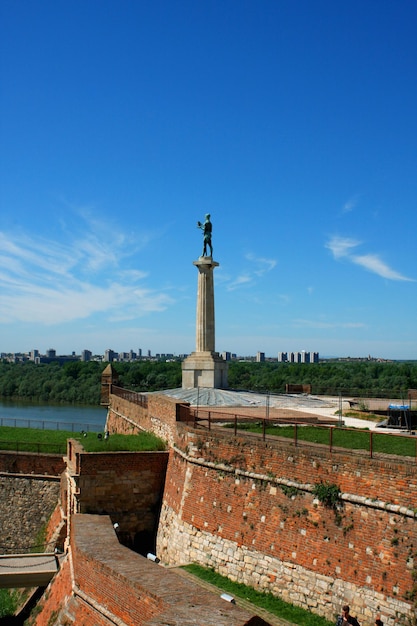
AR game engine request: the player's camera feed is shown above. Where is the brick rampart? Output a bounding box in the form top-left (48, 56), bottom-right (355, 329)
top-left (0, 450), bottom-right (65, 475)
top-left (155, 426), bottom-right (417, 624)
top-left (71, 392), bottom-right (417, 624)
top-left (64, 439), bottom-right (169, 547)
top-left (32, 514), bottom-right (272, 625)
top-left (106, 392), bottom-right (189, 444)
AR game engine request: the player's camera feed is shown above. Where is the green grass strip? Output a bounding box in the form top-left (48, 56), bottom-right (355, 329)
top-left (182, 563), bottom-right (334, 626)
top-left (226, 423), bottom-right (416, 458)
top-left (0, 426), bottom-right (166, 453)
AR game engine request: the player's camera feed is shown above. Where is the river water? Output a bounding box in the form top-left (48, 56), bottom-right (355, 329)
top-left (0, 400), bottom-right (107, 432)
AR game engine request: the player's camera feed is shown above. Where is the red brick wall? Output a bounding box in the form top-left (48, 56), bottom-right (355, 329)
top-left (34, 514), bottom-right (270, 626)
top-left (103, 393), bottom-right (417, 621)
top-left (31, 555), bottom-right (73, 626)
top-left (65, 439), bottom-right (169, 542)
top-left (174, 426), bottom-right (417, 509)
top-left (106, 392), bottom-right (190, 443)
top-left (44, 502), bottom-right (65, 547)
top-left (160, 426), bottom-right (417, 618)
top-left (0, 451), bottom-right (65, 475)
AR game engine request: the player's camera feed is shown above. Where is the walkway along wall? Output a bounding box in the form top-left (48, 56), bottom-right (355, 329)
top-left (107, 391), bottom-right (417, 626)
top-left (33, 514), bottom-right (272, 626)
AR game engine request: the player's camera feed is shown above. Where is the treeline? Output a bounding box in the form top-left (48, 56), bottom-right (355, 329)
top-left (0, 360), bottom-right (416, 406)
top-left (0, 360), bottom-right (182, 405)
top-left (0, 361), bottom-right (106, 405)
top-left (228, 360), bottom-right (417, 398)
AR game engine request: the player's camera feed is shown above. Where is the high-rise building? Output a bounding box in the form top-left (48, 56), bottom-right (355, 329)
top-left (30, 349), bottom-right (39, 361)
top-left (278, 351), bottom-right (319, 363)
top-left (81, 350), bottom-right (92, 362)
top-left (104, 349), bottom-right (117, 362)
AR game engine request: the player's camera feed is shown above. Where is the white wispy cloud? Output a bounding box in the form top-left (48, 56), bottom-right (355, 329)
top-left (227, 253), bottom-right (277, 291)
top-left (326, 236), bottom-right (414, 282)
top-left (0, 215), bottom-right (173, 325)
top-left (341, 195), bottom-right (359, 214)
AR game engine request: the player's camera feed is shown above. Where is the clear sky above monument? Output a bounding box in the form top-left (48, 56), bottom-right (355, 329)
top-left (0, 1), bottom-right (416, 359)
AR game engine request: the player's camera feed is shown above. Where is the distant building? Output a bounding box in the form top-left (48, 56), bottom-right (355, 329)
top-left (81, 350), bottom-right (92, 362)
top-left (221, 352), bottom-right (232, 361)
top-left (104, 349), bottom-right (117, 362)
top-left (30, 349), bottom-right (39, 361)
top-left (46, 348), bottom-right (56, 359)
top-left (256, 352), bottom-right (265, 362)
top-left (278, 351), bottom-right (319, 364)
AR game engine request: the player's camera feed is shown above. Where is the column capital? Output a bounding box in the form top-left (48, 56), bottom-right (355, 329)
top-left (193, 257), bottom-right (219, 270)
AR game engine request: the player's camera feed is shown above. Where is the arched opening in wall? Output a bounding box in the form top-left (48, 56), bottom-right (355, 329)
top-left (133, 529), bottom-right (155, 557)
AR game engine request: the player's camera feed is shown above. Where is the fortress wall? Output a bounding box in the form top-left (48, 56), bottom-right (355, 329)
top-left (0, 450), bottom-right (65, 475)
top-left (156, 426), bottom-right (417, 625)
top-left (31, 554), bottom-right (74, 626)
top-left (34, 514), bottom-right (271, 626)
top-left (65, 439), bottom-right (169, 542)
top-left (106, 394), bottom-right (149, 434)
top-left (106, 392), bottom-right (190, 444)
top-left (0, 474), bottom-right (60, 553)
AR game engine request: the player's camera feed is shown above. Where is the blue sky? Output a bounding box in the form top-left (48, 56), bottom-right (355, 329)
top-left (1, 0), bottom-right (416, 359)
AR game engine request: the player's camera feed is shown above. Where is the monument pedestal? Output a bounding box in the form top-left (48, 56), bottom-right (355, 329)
top-left (182, 255), bottom-right (228, 389)
top-left (182, 350), bottom-right (228, 389)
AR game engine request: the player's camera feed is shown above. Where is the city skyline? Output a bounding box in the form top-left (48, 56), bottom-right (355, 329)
top-left (2, 346), bottom-right (402, 365)
top-left (1, 1), bottom-right (416, 360)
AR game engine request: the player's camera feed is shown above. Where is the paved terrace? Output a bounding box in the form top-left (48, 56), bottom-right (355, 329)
top-left (159, 389), bottom-right (401, 431)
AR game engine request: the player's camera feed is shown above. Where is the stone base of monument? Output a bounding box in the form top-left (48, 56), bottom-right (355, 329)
top-left (182, 351), bottom-right (229, 389)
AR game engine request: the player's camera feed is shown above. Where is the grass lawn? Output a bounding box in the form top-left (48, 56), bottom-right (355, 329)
top-left (0, 425), bottom-right (166, 453)
top-left (0, 588), bottom-right (20, 619)
top-left (183, 564), bottom-right (334, 626)
top-left (225, 422), bottom-right (416, 458)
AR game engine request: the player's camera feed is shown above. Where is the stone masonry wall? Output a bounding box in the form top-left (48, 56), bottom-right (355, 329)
top-left (104, 392), bottom-right (417, 624)
top-left (155, 426), bottom-right (417, 626)
top-left (0, 474), bottom-right (60, 554)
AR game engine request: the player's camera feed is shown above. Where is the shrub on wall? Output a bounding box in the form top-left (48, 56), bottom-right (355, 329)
top-left (312, 482), bottom-right (341, 509)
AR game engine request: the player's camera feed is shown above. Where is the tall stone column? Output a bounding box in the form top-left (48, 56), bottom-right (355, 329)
top-left (195, 257), bottom-right (217, 352)
top-left (182, 256), bottom-right (228, 389)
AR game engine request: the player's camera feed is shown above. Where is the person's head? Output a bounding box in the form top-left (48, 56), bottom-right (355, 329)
top-left (342, 605), bottom-right (350, 617)
top-left (375, 620), bottom-right (383, 626)
top-left (205, 213), bottom-right (210, 220)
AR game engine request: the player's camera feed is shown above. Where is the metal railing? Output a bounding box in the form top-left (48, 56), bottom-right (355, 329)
top-left (190, 411), bottom-right (417, 461)
top-left (111, 385), bottom-right (148, 408)
top-left (0, 416), bottom-right (102, 432)
top-left (0, 440), bottom-right (67, 454)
